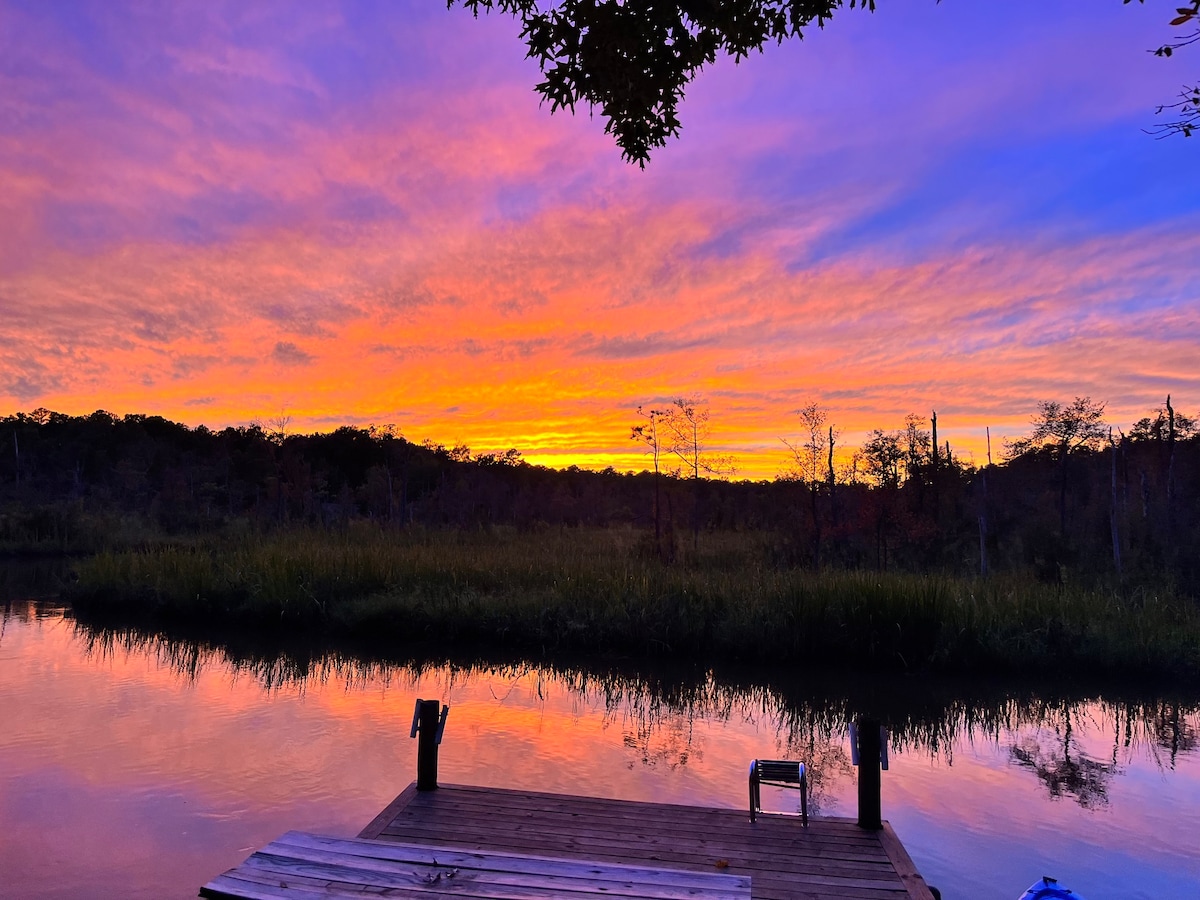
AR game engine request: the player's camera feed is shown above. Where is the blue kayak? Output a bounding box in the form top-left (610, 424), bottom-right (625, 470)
top-left (1018, 877), bottom-right (1086, 900)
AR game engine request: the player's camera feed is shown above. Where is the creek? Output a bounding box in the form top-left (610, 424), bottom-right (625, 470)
top-left (1, 585), bottom-right (1197, 899)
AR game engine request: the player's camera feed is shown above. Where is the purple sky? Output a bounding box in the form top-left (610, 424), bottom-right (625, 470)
top-left (1, 0), bottom-right (1197, 475)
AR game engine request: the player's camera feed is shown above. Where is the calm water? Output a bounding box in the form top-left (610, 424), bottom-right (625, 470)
top-left (1, 595), bottom-right (1198, 899)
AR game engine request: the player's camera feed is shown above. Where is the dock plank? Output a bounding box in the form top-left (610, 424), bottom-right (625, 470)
top-left (274, 835), bottom-right (748, 897)
top-left (202, 832), bottom-right (751, 900)
top-left (365, 784), bottom-right (933, 900)
top-left (877, 824), bottom-right (937, 900)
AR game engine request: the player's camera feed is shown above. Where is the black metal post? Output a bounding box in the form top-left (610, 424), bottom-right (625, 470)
top-left (856, 717), bottom-right (882, 830)
top-left (415, 698), bottom-right (441, 791)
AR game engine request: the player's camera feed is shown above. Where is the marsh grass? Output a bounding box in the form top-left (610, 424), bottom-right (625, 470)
top-left (67, 525), bottom-right (1200, 678)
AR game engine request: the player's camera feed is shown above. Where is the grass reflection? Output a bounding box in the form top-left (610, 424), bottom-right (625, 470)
top-left (49, 598), bottom-right (1200, 813)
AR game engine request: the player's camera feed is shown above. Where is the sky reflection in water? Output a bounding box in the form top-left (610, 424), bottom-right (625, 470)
top-left (0, 600), bottom-right (1197, 900)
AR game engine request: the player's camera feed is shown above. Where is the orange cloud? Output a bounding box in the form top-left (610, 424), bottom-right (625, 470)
top-left (3, 2), bottom-right (1197, 478)
top-left (3, 172), bottom-right (1198, 478)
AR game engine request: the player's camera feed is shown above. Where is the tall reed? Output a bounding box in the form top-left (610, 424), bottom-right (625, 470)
top-left (67, 525), bottom-right (1200, 678)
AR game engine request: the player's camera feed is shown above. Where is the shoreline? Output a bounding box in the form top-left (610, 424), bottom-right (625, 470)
top-left (59, 526), bottom-right (1200, 681)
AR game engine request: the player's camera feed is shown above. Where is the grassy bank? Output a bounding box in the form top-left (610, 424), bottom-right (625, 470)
top-left (65, 525), bottom-right (1200, 678)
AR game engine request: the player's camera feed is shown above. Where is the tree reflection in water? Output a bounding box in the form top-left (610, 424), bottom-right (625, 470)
top-left (1151, 703), bottom-right (1198, 768)
top-left (56, 602), bottom-right (1200, 815)
top-left (1008, 706), bottom-right (1118, 809)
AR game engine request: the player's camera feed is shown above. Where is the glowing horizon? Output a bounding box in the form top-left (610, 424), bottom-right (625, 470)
top-left (2, 1), bottom-right (1198, 479)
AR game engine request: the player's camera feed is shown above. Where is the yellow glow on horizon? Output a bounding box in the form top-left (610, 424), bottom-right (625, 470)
top-left (5, 131), bottom-right (1196, 481)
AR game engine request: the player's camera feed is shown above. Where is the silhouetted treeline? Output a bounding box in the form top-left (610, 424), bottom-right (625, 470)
top-left (1, 406), bottom-right (1197, 590)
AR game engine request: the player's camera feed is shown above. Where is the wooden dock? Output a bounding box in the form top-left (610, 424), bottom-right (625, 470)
top-left (357, 783), bottom-right (936, 900)
top-left (201, 706), bottom-right (932, 898)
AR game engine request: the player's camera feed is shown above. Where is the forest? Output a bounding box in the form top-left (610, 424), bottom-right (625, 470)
top-left (2, 397), bottom-right (1196, 591)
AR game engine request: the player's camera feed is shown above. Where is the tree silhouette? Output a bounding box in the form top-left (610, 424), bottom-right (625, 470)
top-left (782, 402), bottom-right (837, 569)
top-left (632, 405), bottom-right (670, 559)
top-left (1006, 397), bottom-right (1108, 537)
top-left (861, 428), bottom-right (905, 570)
top-left (1141, 0), bottom-right (1200, 137)
top-left (1130, 401), bottom-right (1198, 442)
top-left (455, 2), bottom-right (1196, 161)
top-left (862, 428), bottom-right (904, 489)
top-left (660, 395), bottom-right (736, 551)
top-left (2, 400), bottom-right (1197, 584)
top-left (451, 0), bottom-right (873, 165)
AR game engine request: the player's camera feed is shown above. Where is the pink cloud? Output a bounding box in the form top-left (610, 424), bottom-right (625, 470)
top-left (4, 173), bottom-right (1195, 476)
top-left (2, 0), bottom-right (1197, 478)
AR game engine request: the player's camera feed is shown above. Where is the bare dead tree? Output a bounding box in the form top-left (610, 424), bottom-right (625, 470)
top-left (632, 405), bottom-right (668, 558)
top-left (1167, 394), bottom-right (1178, 552)
top-left (661, 396), bottom-right (736, 552)
top-left (1110, 428), bottom-right (1122, 577)
top-left (782, 402), bottom-right (838, 570)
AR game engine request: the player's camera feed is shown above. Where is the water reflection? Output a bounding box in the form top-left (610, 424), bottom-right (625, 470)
top-left (2, 598), bottom-right (1199, 900)
top-left (1150, 701), bottom-right (1198, 764)
top-left (1010, 729), bottom-right (1117, 809)
top-left (67, 605), bottom-right (1200, 806)
top-left (0, 558), bottom-right (70, 601)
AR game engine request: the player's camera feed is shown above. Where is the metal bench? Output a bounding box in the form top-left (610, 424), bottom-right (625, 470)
top-left (749, 758), bottom-right (808, 825)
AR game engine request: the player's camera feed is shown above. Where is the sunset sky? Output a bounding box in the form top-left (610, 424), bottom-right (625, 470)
top-left (2, 0), bottom-right (1198, 478)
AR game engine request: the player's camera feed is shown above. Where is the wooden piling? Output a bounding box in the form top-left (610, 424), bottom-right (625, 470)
top-left (856, 717), bottom-right (883, 831)
top-left (414, 699), bottom-right (441, 791)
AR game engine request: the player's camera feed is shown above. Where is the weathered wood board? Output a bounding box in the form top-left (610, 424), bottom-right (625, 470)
top-left (359, 783), bottom-right (937, 900)
top-left (200, 830), bottom-right (752, 899)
